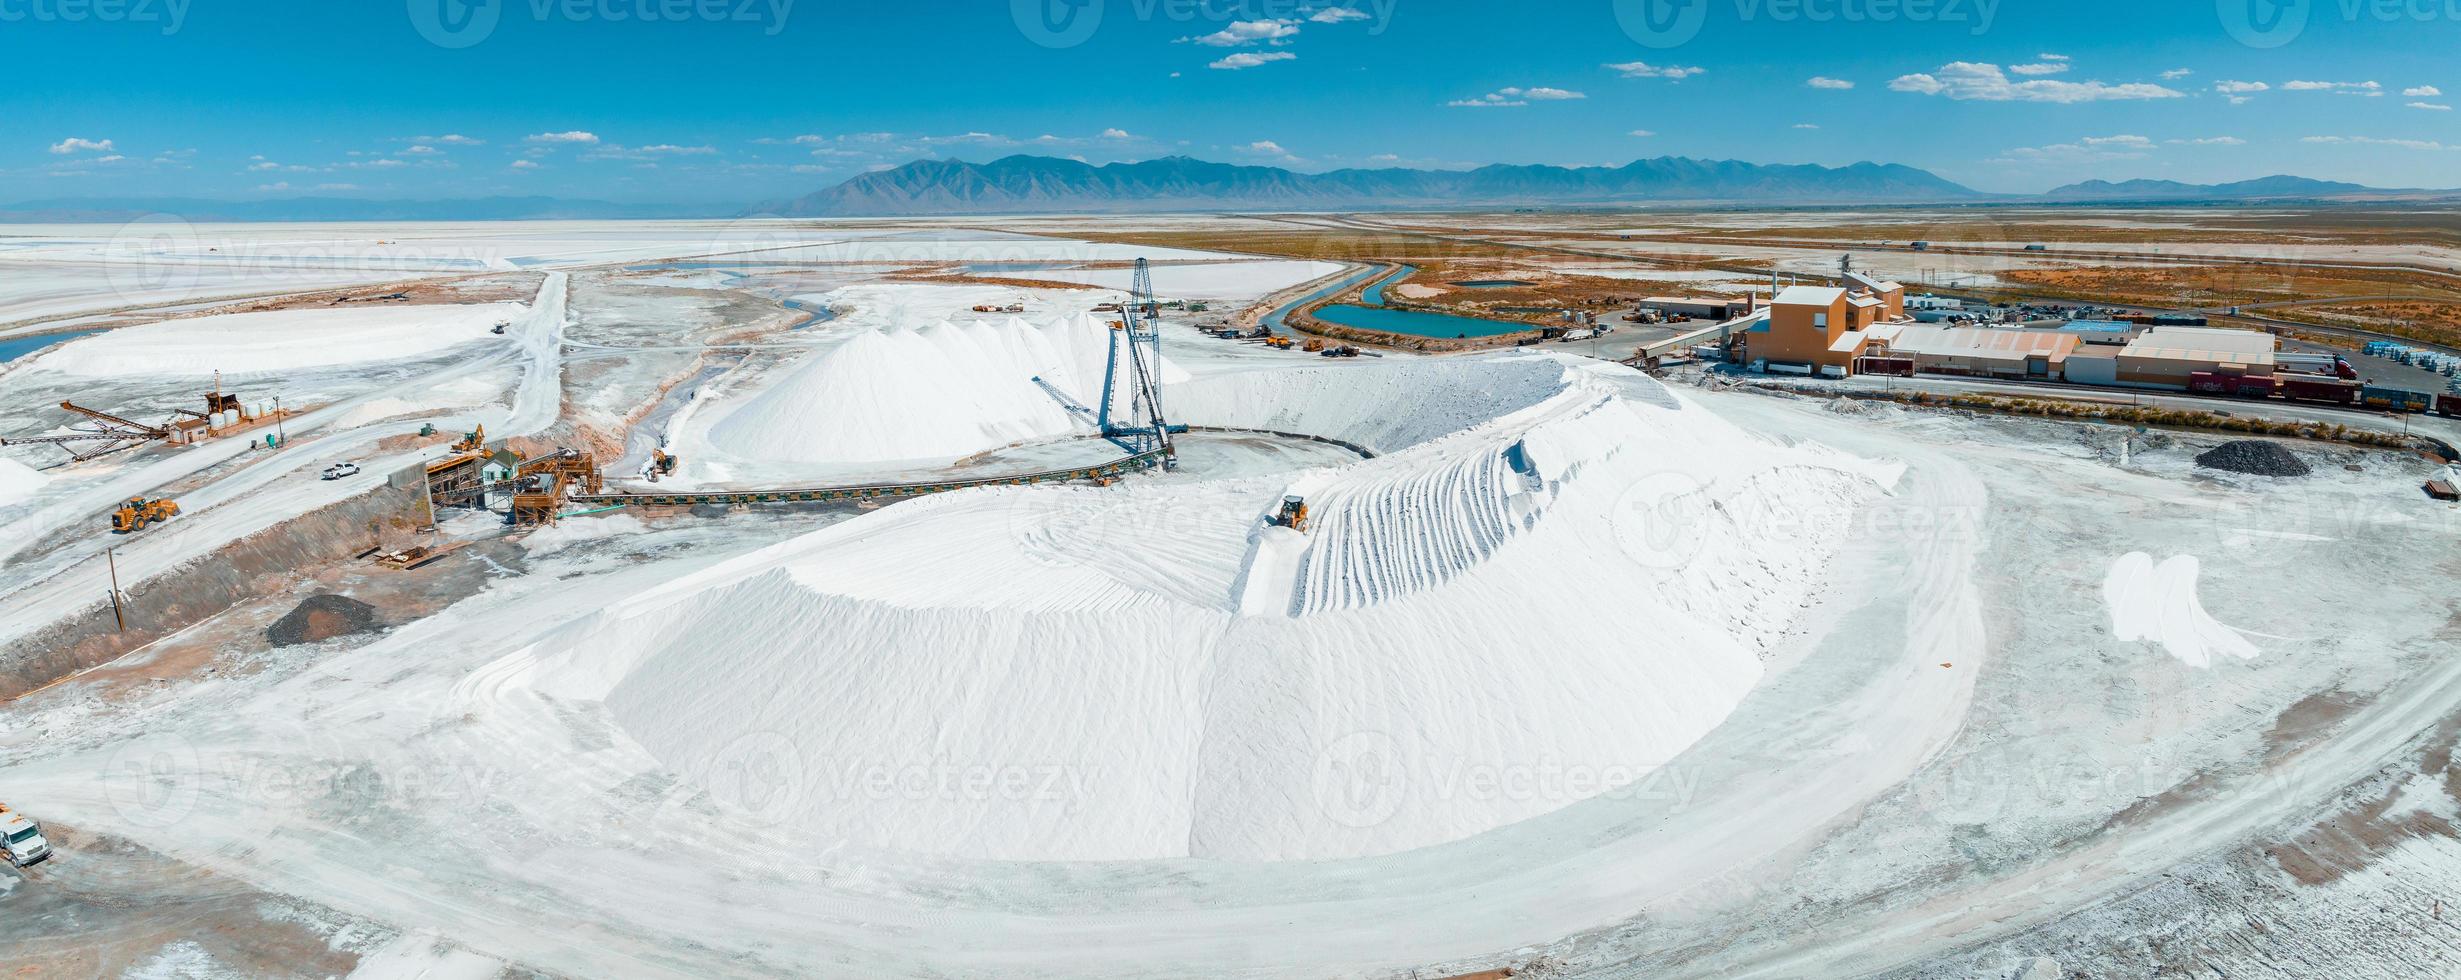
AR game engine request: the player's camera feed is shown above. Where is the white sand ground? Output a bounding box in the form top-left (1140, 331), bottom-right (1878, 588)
top-left (3, 231), bottom-right (2459, 980)
top-left (24, 303), bottom-right (523, 378)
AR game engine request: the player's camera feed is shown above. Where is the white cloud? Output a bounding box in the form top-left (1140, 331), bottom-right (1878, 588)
top-left (2009, 62), bottom-right (2071, 77)
top-left (2406, 85), bottom-right (2443, 97)
top-left (1307, 6), bottom-right (1368, 22)
top-left (2160, 68), bottom-right (2193, 80)
top-left (1237, 140), bottom-right (1305, 164)
top-left (315, 183), bottom-right (359, 191)
top-left (510, 159), bottom-right (541, 170)
top-left (49, 137), bottom-right (115, 155)
top-left (1449, 86), bottom-right (1586, 108)
top-left (1629, 129), bottom-right (1656, 137)
top-left (414, 134), bottom-right (483, 145)
top-left (2303, 135), bottom-right (2453, 150)
top-left (257, 181), bottom-right (291, 192)
top-left (2213, 80), bottom-right (2269, 94)
top-left (2037, 52), bottom-right (2071, 61)
top-left (524, 131), bottom-right (600, 144)
top-left (1210, 50), bottom-right (1296, 70)
top-left (1099, 128), bottom-right (1134, 139)
top-left (637, 144), bottom-right (715, 154)
top-left (1605, 60), bottom-right (1705, 80)
top-left (2166, 136), bottom-right (2246, 146)
top-left (1183, 19), bottom-right (1299, 46)
top-left (2283, 80), bottom-right (2384, 95)
top-left (1806, 76), bottom-right (1854, 90)
top-left (1993, 133), bottom-right (2158, 164)
top-left (1793, 123), bottom-right (1821, 129)
top-left (1889, 63), bottom-right (2183, 103)
top-left (2413, 102), bottom-right (2455, 111)
top-left (402, 145), bottom-right (441, 156)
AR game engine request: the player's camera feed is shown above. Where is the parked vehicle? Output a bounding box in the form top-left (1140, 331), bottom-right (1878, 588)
top-left (0, 805), bottom-right (51, 867)
top-left (321, 462), bottom-right (361, 480)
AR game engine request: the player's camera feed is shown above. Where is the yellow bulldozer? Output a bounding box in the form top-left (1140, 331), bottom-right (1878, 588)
top-left (110, 497), bottom-right (180, 534)
top-left (451, 424), bottom-right (485, 454)
top-left (1269, 495), bottom-right (1310, 534)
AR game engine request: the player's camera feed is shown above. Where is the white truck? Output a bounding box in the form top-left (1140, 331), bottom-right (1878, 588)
top-left (1, 805), bottom-right (52, 867)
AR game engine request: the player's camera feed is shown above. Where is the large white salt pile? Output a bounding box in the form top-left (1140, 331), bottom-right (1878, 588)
top-left (28, 303), bottom-right (522, 378)
top-left (707, 312), bottom-right (1187, 464)
top-left (505, 356), bottom-right (1899, 864)
top-left (0, 457), bottom-right (48, 507)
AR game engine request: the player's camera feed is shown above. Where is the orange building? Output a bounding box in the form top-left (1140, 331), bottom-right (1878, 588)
top-left (1742, 276), bottom-right (1909, 375)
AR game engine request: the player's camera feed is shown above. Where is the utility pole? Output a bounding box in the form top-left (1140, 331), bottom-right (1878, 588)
top-left (274, 395), bottom-right (286, 445)
top-left (107, 548), bottom-right (125, 631)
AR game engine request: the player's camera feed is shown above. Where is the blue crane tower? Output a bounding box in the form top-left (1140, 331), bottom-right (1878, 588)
top-left (1098, 257), bottom-right (1181, 470)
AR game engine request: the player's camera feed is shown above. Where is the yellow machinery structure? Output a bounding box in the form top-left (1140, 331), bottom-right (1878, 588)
top-left (510, 450), bottom-right (602, 525)
top-left (110, 497), bottom-right (180, 534)
top-left (1270, 495), bottom-right (1310, 533)
top-left (1264, 336), bottom-right (1295, 350)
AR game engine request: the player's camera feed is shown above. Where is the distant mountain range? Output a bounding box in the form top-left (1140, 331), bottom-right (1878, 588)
top-left (0, 196), bottom-right (729, 223)
top-left (2040, 175), bottom-right (2450, 202)
top-left (6, 163), bottom-right (2452, 223)
top-left (767, 154), bottom-right (1988, 216)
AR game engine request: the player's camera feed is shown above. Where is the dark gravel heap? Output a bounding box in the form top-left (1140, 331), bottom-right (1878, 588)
top-left (2195, 440), bottom-right (2312, 477)
top-left (266, 594), bottom-right (382, 648)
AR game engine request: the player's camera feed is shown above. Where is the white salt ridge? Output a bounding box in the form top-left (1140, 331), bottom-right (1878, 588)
top-left (512, 357), bottom-right (1900, 864)
top-left (708, 312), bottom-right (1187, 464)
top-left (0, 457), bottom-right (48, 508)
top-left (27, 303), bottom-right (522, 378)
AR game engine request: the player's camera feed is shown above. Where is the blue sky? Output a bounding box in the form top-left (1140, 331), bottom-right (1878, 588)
top-left (3, 0), bottom-right (2456, 202)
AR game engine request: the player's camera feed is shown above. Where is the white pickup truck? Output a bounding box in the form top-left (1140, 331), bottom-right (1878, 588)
top-left (1, 805), bottom-right (51, 867)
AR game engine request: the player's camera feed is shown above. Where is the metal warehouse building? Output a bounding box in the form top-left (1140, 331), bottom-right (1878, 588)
top-left (2110, 326), bottom-right (2277, 388)
top-left (1882, 325), bottom-right (2082, 379)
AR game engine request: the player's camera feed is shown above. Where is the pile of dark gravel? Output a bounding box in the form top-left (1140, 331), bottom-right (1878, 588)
top-left (266, 594), bottom-right (382, 648)
top-left (2195, 440), bottom-right (2312, 477)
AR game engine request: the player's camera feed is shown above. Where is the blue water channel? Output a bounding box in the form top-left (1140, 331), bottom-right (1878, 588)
top-left (1265, 264), bottom-right (1531, 339)
top-left (0, 329), bottom-right (100, 364)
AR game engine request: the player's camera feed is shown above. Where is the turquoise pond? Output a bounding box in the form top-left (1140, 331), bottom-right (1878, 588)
top-left (0, 330), bottom-right (100, 364)
top-left (1262, 263), bottom-right (1531, 338)
top-left (1310, 304), bottom-right (1531, 339)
